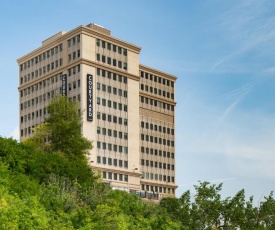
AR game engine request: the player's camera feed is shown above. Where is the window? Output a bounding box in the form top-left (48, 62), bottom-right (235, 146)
top-left (97, 126), bottom-right (101, 134)
top-left (123, 63), bottom-right (127, 70)
top-left (96, 39), bottom-right (100, 46)
top-left (97, 141), bottom-right (101, 149)
top-left (123, 49), bottom-right (127, 56)
top-left (108, 172), bottom-right (112, 179)
top-left (118, 61), bottom-right (122, 68)
top-left (108, 158), bottom-right (112, 165)
top-left (102, 55), bottom-right (106, 63)
top-left (108, 129), bottom-right (112, 136)
top-left (124, 161), bottom-right (128, 168)
top-left (97, 156), bottom-right (101, 163)
top-left (124, 147), bottom-right (128, 154)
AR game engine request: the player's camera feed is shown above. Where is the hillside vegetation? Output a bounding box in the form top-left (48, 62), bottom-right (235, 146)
top-left (1, 96), bottom-right (274, 229)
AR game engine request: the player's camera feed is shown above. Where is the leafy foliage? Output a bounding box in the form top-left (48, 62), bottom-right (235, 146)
top-left (160, 181), bottom-right (275, 229)
top-left (24, 96), bottom-right (92, 159)
top-left (0, 136), bottom-right (179, 229)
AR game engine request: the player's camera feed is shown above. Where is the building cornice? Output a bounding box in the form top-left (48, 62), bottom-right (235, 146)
top-left (91, 165), bottom-right (142, 177)
top-left (17, 25), bottom-right (141, 64)
top-left (18, 59), bottom-right (141, 91)
top-left (82, 59), bottom-right (140, 82)
top-left (139, 64), bottom-right (177, 81)
top-left (140, 179), bottom-right (178, 189)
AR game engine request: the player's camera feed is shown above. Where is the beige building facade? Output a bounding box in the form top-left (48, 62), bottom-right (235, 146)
top-left (17, 24), bottom-right (177, 198)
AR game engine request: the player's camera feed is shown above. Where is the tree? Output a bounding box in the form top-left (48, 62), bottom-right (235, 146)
top-left (25, 96), bottom-right (92, 159)
top-left (160, 181), bottom-right (275, 229)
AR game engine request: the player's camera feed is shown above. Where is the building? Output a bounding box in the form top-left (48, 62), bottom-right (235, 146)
top-left (17, 24), bottom-right (177, 198)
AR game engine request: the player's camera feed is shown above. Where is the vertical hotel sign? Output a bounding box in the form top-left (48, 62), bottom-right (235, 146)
top-left (87, 74), bottom-right (93, 121)
top-left (62, 74), bottom-right (67, 96)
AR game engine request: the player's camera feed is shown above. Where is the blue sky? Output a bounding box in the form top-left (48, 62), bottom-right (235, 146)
top-left (1, 0), bottom-right (275, 201)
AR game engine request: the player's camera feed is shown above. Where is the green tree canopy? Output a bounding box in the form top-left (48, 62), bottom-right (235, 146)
top-left (25, 96), bottom-right (92, 159)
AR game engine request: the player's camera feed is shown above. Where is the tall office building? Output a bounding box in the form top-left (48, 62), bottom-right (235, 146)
top-left (17, 24), bottom-right (177, 197)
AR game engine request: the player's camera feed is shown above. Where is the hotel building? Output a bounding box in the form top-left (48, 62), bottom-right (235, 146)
top-left (17, 24), bottom-right (177, 197)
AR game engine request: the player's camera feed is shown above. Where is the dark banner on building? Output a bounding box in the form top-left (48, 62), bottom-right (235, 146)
top-left (87, 74), bottom-right (93, 121)
top-left (62, 74), bottom-right (67, 96)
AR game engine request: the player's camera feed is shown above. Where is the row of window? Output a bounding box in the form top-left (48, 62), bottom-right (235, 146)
top-left (141, 159), bottom-right (174, 171)
top-left (141, 121), bottom-right (174, 135)
top-left (96, 53), bottom-right (127, 70)
top-left (20, 64), bottom-right (81, 97)
top-left (141, 184), bottom-right (174, 194)
top-left (97, 68), bottom-right (128, 84)
top-left (102, 171), bottom-right (128, 182)
top-left (141, 172), bottom-right (175, 183)
top-left (97, 156), bottom-right (128, 168)
top-left (140, 71), bottom-right (174, 88)
top-left (97, 83), bottom-right (127, 97)
top-left (20, 59), bottom-right (63, 84)
top-left (20, 95), bottom-right (81, 122)
top-left (97, 127), bottom-right (128, 138)
top-left (68, 50), bottom-right (80, 62)
top-left (68, 34), bottom-right (80, 47)
top-left (21, 88), bottom-right (62, 109)
top-left (97, 112), bottom-right (127, 124)
top-left (140, 96), bottom-right (175, 111)
top-left (141, 147), bottom-right (174, 159)
top-left (69, 80), bottom-right (81, 91)
top-left (97, 141), bottom-right (128, 153)
top-left (21, 126), bottom-right (35, 136)
top-left (140, 84), bottom-right (174, 100)
top-left (68, 65), bottom-right (81, 76)
top-left (21, 95), bottom-right (82, 135)
top-left (21, 108), bottom-right (46, 123)
top-left (20, 44), bottom-right (63, 71)
top-left (97, 97), bottom-right (128, 112)
top-left (140, 134), bottom-right (175, 147)
top-left (21, 74), bottom-right (60, 97)
top-left (96, 39), bottom-right (127, 56)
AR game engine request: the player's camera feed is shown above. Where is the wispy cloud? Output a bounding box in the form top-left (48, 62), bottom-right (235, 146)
top-left (207, 0), bottom-right (275, 73)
